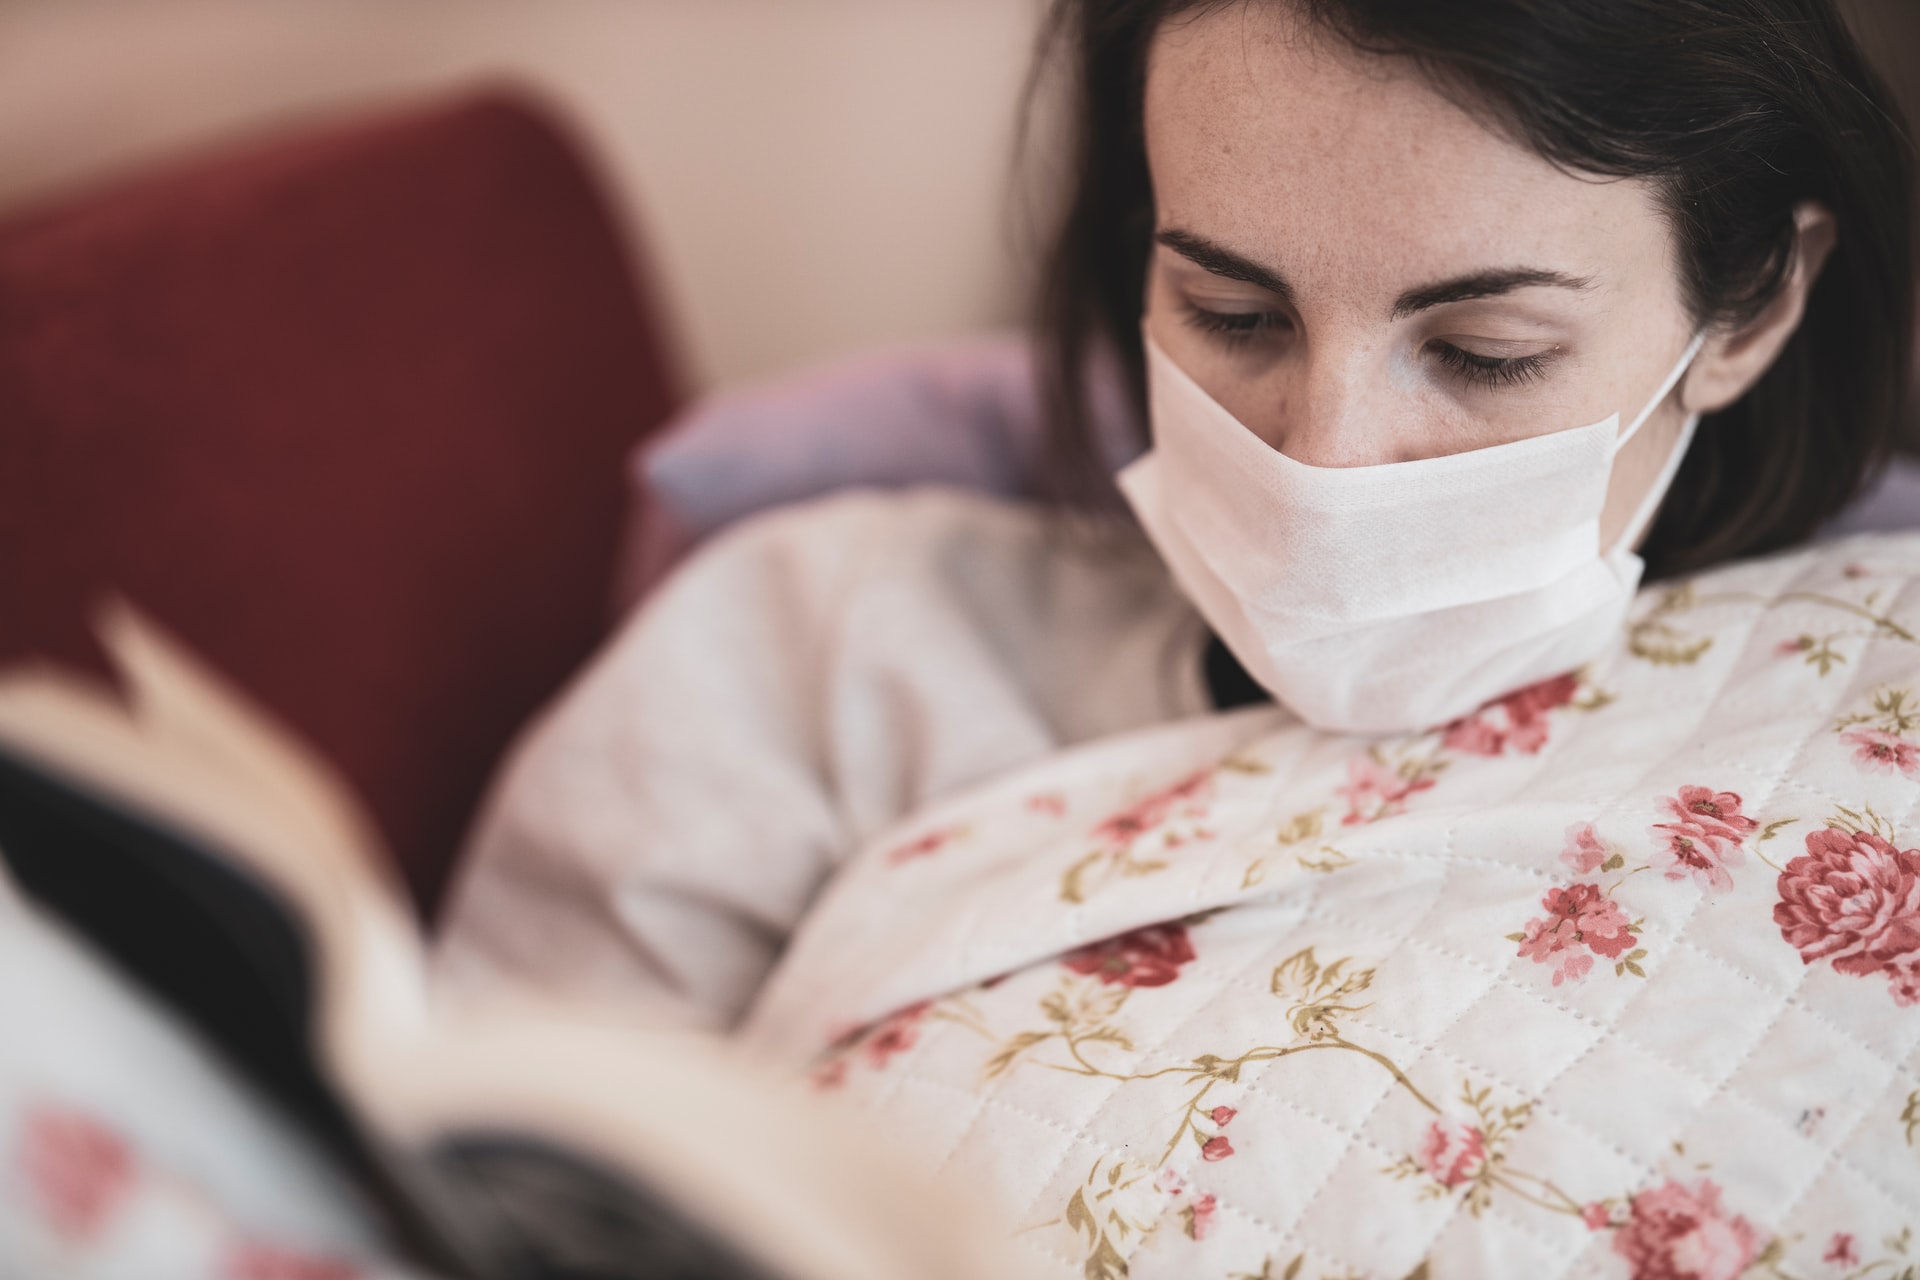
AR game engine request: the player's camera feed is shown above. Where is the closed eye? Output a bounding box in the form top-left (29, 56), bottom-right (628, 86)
top-left (1429, 341), bottom-right (1553, 389)
top-left (1183, 303), bottom-right (1287, 343)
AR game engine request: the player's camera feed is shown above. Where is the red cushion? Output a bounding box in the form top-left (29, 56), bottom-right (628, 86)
top-left (0, 91), bottom-right (685, 914)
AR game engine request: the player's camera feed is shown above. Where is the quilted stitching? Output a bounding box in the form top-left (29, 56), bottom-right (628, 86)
top-left (750, 533), bottom-right (1920, 1280)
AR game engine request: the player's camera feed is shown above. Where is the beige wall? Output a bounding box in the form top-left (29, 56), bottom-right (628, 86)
top-left (0, 0), bottom-right (1050, 391)
top-left (16, 2), bottom-right (1904, 399)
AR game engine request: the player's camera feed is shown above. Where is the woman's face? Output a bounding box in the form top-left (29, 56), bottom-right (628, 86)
top-left (1141, 5), bottom-right (1699, 545)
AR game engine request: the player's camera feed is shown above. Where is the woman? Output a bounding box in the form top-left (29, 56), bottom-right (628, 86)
top-left (441, 3), bottom-right (1918, 1274)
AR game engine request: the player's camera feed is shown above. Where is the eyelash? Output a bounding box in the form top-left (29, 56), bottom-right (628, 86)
top-left (1429, 342), bottom-right (1553, 389)
top-left (1182, 304), bottom-right (1284, 342)
top-left (1182, 304), bottom-right (1553, 390)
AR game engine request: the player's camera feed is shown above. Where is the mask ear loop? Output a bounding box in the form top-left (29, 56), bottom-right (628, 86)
top-left (1615, 413), bottom-right (1702, 552)
top-left (1615, 331), bottom-right (1708, 451)
top-left (1612, 331), bottom-right (1709, 552)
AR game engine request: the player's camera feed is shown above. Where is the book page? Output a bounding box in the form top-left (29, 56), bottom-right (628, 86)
top-left (359, 1008), bottom-right (1048, 1280)
top-left (0, 605), bottom-right (430, 1055)
top-left (95, 600), bottom-right (394, 898)
top-left (0, 608), bottom-right (1045, 1280)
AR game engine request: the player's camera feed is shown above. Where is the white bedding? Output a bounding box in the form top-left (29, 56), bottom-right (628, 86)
top-left (743, 532), bottom-right (1920, 1280)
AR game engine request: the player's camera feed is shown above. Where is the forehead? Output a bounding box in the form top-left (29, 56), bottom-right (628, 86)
top-left (1142, 4), bottom-right (1666, 290)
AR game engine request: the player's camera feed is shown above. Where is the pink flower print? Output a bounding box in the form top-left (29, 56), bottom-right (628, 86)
top-left (1554, 952), bottom-right (1595, 984)
top-left (1025, 791), bottom-right (1068, 818)
top-left (1658, 787), bottom-right (1760, 842)
top-left (1890, 961), bottom-right (1920, 1006)
top-left (224, 1244), bottom-right (363, 1280)
top-left (885, 824), bottom-right (963, 866)
top-left (1844, 562), bottom-right (1870, 579)
top-left (1063, 922), bottom-right (1198, 989)
top-left (1650, 786), bottom-right (1757, 893)
top-left (1651, 825), bottom-right (1741, 893)
top-left (1774, 826), bottom-right (1920, 1005)
top-left (1561, 821), bottom-right (1613, 874)
top-left (1515, 882), bottom-right (1636, 984)
top-left (1192, 1104), bottom-right (1239, 1162)
top-left (1824, 1233), bottom-right (1860, 1268)
top-left (808, 1059), bottom-right (848, 1092)
top-left (1582, 1201), bottom-right (1615, 1230)
top-left (1185, 1192), bottom-right (1219, 1240)
top-left (1442, 715), bottom-right (1506, 757)
top-left (1841, 727), bottom-right (1920, 779)
top-left (1611, 1178), bottom-right (1762, 1280)
top-left (1336, 753), bottom-right (1436, 826)
top-left (17, 1105), bottom-right (134, 1242)
top-left (1441, 672), bottom-right (1580, 757)
top-left (1776, 636), bottom-right (1814, 658)
top-left (1159, 1168), bottom-right (1218, 1239)
top-left (1416, 1115), bottom-right (1487, 1189)
top-left (1093, 771), bottom-right (1214, 847)
top-left (862, 1000), bottom-right (932, 1069)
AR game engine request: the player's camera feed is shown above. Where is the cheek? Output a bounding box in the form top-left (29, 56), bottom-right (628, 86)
top-left (1599, 402), bottom-right (1690, 549)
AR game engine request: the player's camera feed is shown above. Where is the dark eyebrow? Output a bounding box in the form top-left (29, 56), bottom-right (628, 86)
top-left (1155, 228), bottom-right (1295, 306)
top-left (1158, 230), bottom-right (1590, 321)
top-left (1390, 268), bottom-right (1593, 320)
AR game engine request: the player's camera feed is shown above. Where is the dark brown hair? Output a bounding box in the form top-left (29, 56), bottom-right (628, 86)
top-left (1032, 0), bottom-right (1914, 578)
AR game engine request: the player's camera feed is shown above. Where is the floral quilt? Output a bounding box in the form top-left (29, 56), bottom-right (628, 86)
top-left (743, 532), bottom-right (1920, 1280)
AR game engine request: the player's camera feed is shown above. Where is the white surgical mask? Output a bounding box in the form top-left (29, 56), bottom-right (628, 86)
top-left (1118, 328), bottom-right (1706, 735)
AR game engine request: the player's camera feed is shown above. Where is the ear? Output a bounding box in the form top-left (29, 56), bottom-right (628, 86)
top-left (1682, 202), bottom-right (1838, 415)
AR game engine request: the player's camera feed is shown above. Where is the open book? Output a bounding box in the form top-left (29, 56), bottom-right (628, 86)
top-left (0, 605), bottom-right (1035, 1280)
